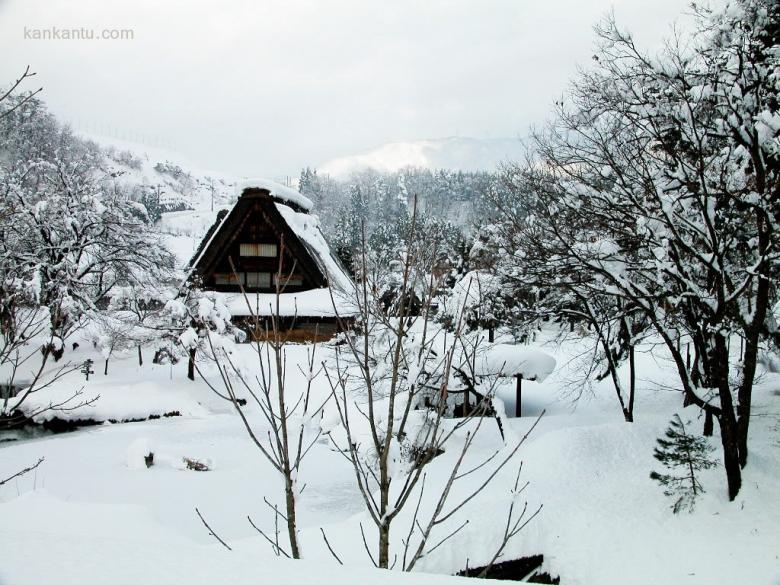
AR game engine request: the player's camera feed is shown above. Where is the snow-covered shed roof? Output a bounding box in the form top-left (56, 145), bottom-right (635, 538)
top-left (475, 344), bottom-right (556, 381)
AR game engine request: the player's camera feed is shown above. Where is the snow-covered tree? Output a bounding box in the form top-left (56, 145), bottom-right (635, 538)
top-left (0, 94), bottom-right (176, 353)
top-left (95, 278), bottom-right (177, 370)
top-left (492, 0), bottom-right (779, 499)
top-left (308, 165), bottom-right (507, 267)
top-left (0, 79), bottom-right (176, 426)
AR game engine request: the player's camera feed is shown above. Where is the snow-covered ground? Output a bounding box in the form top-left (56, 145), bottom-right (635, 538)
top-left (2, 320), bottom-right (779, 584)
top-left (1, 203), bottom-right (778, 585)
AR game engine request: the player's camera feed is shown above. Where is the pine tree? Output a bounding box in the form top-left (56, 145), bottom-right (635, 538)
top-left (650, 415), bottom-right (717, 513)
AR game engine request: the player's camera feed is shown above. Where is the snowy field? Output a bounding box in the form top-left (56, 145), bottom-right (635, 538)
top-left (2, 318), bottom-right (779, 585)
top-left (1, 206), bottom-right (779, 585)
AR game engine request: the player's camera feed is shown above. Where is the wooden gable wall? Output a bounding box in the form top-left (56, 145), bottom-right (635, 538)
top-left (194, 190), bottom-right (327, 293)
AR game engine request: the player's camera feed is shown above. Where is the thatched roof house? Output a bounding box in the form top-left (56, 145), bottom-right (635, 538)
top-left (188, 179), bottom-right (355, 341)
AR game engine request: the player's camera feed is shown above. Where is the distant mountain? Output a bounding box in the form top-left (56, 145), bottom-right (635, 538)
top-left (317, 136), bottom-right (526, 178)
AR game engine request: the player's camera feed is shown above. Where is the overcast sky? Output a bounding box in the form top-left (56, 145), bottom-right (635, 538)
top-left (0, 0), bottom-right (690, 177)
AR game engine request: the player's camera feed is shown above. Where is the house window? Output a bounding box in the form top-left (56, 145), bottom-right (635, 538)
top-left (246, 272), bottom-right (271, 288)
top-left (240, 243), bottom-right (277, 257)
top-left (274, 273), bottom-right (304, 287)
top-left (214, 272), bottom-right (244, 286)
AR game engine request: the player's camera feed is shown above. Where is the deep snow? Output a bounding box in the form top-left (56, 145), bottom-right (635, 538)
top-left (1, 206), bottom-right (778, 585)
top-left (2, 324), bottom-right (778, 585)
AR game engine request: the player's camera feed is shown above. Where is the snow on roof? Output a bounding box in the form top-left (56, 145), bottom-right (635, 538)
top-left (185, 180), bottom-right (353, 293)
top-left (236, 178), bottom-right (313, 211)
top-left (274, 202), bottom-right (354, 292)
top-left (184, 210), bottom-right (230, 283)
top-left (210, 288), bottom-right (357, 318)
top-left (475, 344), bottom-right (556, 381)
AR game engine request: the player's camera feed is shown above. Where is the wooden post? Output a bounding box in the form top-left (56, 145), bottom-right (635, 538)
top-left (515, 375), bottom-right (522, 418)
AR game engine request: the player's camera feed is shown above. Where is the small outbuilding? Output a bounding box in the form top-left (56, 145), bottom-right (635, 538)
top-left (188, 179), bottom-right (356, 342)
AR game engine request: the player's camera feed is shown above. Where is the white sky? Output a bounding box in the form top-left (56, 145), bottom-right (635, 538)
top-left (0, 0), bottom-right (690, 177)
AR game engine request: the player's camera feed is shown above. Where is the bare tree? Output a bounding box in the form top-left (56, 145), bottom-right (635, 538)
top-left (0, 295), bottom-right (95, 430)
top-left (184, 238), bottom-right (326, 558)
top-left (0, 66), bottom-right (42, 121)
top-left (324, 204), bottom-right (540, 570)
top-left (0, 457), bottom-right (44, 487)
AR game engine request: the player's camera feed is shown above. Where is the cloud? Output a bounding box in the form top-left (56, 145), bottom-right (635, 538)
top-left (1, 0), bottom-right (690, 177)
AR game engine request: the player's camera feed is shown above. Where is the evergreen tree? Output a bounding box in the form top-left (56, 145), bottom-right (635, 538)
top-left (650, 415), bottom-right (717, 513)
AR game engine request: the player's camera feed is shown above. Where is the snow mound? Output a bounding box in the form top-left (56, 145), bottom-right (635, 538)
top-left (14, 380), bottom-right (210, 424)
top-left (0, 491), bottom-right (478, 585)
top-left (125, 437), bottom-right (155, 470)
top-left (236, 178), bottom-right (313, 211)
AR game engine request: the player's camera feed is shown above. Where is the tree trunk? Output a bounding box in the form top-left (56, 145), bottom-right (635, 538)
top-left (713, 335), bottom-right (741, 500)
top-left (718, 411), bottom-right (742, 500)
top-left (736, 270), bottom-right (769, 468)
top-left (737, 336), bottom-right (758, 467)
top-left (590, 313), bottom-right (630, 422)
top-left (104, 358), bottom-right (109, 376)
top-left (703, 409), bottom-right (713, 436)
top-left (378, 522), bottom-right (390, 569)
top-left (284, 473), bottom-right (300, 558)
top-left (187, 348), bottom-right (196, 381)
top-left (378, 461), bottom-right (391, 568)
top-left (626, 344), bottom-right (635, 422)
top-left (138, 345), bottom-right (143, 366)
